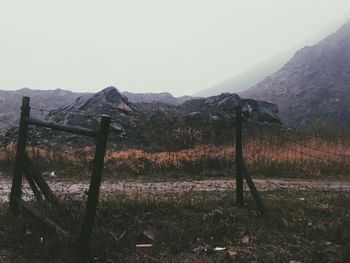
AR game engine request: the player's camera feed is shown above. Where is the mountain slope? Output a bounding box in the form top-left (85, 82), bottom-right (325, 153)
top-left (195, 51), bottom-right (293, 97)
top-left (243, 20), bottom-right (350, 132)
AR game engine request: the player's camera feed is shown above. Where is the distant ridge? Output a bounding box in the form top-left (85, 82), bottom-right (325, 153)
top-left (122, 91), bottom-right (194, 105)
top-left (0, 88), bottom-right (87, 133)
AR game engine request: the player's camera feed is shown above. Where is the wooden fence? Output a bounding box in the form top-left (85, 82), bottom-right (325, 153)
top-left (9, 96), bottom-right (111, 263)
top-left (8, 97), bottom-right (264, 262)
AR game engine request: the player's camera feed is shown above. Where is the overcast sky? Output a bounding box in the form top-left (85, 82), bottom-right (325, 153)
top-left (1, 1), bottom-right (350, 96)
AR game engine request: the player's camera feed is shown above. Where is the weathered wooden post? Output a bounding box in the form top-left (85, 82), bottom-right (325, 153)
top-left (9, 96), bottom-right (30, 214)
top-left (235, 104), bottom-right (266, 215)
top-left (76, 115), bottom-right (111, 263)
top-left (235, 105), bottom-right (244, 206)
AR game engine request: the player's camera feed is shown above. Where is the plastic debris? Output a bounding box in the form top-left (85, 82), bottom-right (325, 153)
top-left (135, 244), bottom-right (153, 248)
top-left (135, 228), bottom-right (155, 249)
top-left (214, 247), bottom-right (226, 251)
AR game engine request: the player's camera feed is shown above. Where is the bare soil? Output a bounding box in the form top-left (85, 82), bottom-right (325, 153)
top-left (1, 177), bottom-right (350, 202)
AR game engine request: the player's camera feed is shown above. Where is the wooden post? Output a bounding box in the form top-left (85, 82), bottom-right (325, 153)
top-left (76, 115), bottom-right (110, 263)
top-left (10, 97), bottom-right (30, 214)
top-left (235, 105), bottom-right (244, 206)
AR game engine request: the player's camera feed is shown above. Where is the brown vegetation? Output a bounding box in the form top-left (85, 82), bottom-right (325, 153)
top-left (1, 135), bottom-right (349, 179)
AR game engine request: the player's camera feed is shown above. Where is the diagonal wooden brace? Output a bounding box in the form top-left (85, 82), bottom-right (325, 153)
top-left (24, 171), bottom-right (43, 201)
top-left (241, 160), bottom-right (266, 215)
top-left (16, 198), bottom-right (70, 240)
top-left (23, 154), bottom-right (60, 208)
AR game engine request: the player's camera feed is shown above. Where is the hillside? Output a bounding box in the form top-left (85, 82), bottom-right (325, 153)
top-left (243, 20), bottom-right (350, 132)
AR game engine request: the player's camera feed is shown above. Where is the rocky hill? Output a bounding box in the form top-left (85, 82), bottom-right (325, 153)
top-left (0, 88), bottom-right (194, 135)
top-left (0, 88), bottom-right (87, 134)
top-left (243, 20), bottom-right (350, 132)
top-left (3, 87), bottom-right (282, 151)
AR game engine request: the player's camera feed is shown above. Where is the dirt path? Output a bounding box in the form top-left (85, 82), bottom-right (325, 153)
top-left (1, 177), bottom-right (350, 202)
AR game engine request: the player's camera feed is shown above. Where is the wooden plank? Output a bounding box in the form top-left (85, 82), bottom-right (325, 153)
top-left (76, 115), bottom-right (111, 263)
top-left (24, 171), bottom-right (43, 201)
top-left (235, 105), bottom-right (244, 206)
top-left (25, 117), bottom-right (97, 138)
top-left (241, 161), bottom-right (266, 215)
top-left (16, 198), bottom-right (70, 240)
top-left (23, 154), bottom-right (60, 208)
top-left (10, 97), bottom-right (30, 214)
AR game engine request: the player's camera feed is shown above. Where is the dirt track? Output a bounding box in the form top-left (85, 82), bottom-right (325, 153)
top-left (1, 177), bottom-right (350, 202)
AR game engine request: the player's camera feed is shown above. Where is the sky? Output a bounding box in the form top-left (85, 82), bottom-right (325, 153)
top-left (1, 0), bottom-right (350, 96)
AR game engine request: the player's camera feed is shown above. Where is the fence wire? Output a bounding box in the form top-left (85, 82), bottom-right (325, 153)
top-left (242, 127), bottom-right (350, 177)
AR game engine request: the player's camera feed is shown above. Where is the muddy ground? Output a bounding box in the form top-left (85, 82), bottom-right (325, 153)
top-left (1, 177), bottom-right (350, 202)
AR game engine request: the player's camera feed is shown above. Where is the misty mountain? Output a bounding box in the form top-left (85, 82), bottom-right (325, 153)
top-left (243, 20), bottom-right (350, 133)
top-left (195, 51), bottom-right (294, 97)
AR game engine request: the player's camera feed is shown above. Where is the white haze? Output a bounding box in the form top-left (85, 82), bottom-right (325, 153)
top-left (0, 0), bottom-right (350, 96)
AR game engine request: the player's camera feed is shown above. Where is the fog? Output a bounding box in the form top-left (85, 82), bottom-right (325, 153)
top-left (1, 0), bottom-right (349, 96)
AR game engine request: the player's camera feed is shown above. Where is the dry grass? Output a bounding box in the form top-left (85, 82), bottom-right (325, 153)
top-left (0, 135), bottom-right (349, 179)
top-left (243, 135), bottom-right (350, 178)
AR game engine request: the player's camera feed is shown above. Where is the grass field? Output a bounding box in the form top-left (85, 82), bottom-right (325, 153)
top-left (1, 134), bottom-right (349, 262)
top-left (0, 189), bottom-right (349, 262)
